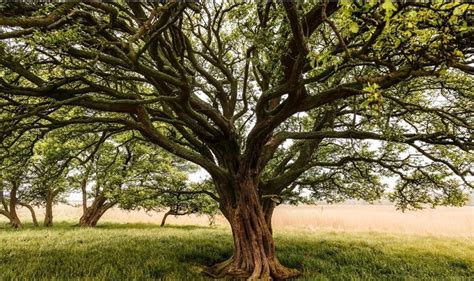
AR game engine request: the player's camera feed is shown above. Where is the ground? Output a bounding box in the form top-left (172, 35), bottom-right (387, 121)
top-left (0, 205), bottom-right (473, 280)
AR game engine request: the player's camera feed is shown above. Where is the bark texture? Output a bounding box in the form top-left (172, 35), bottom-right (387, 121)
top-left (203, 177), bottom-right (299, 280)
top-left (9, 183), bottom-right (22, 228)
top-left (43, 191), bottom-right (53, 227)
top-left (81, 181), bottom-right (88, 215)
top-left (79, 195), bottom-right (114, 227)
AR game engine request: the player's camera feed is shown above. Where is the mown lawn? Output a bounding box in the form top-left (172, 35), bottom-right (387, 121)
top-left (0, 223), bottom-right (472, 280)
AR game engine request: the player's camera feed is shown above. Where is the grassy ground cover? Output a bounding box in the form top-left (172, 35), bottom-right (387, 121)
top-left (0, 223), bottom-right (472, 280)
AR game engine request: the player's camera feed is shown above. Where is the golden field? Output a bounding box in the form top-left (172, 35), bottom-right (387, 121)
top-left (2, 204), bottom-right (472, 237)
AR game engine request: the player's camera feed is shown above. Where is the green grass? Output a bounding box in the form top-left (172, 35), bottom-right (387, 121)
top-left (0, 222), bottom-right (472, 280)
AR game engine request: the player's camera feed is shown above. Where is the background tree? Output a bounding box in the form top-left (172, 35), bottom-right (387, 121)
top-left (0, 142), bottom-right (34, 228)
top-left (14, 127), bottom-right (111, 227)
top-left (22, 130), bottom-right (85, 227)
top-left (0, 165), bottom-right (25, 228)
top-left (0, 1), bottom-right (472, 279)
top-left (74, 140), bottom-right (132, 227)
top-left (72, 132), bottom-right (197, 227)
top-left (121, 180), bottom-right (219, 227)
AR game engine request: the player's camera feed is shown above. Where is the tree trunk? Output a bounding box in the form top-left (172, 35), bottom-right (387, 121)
top-left (19, 202), bottom-right (39, 227)
top-left (81, 177), bottom-right (88, 215)
top-left (262, 198), bottom-right (277, 234)
top-left (79, 195), bottom-right (114, 227)
top-left (81, 186), bottom-right (87, 215)
top-left (203, 177), bottom-right (299, 280)
top-left (43, 191), bottom-right (54, 227)
top-left (9, 184), bottom-right (22, 229)
top-left (160, 210), bottom-right (172, 227)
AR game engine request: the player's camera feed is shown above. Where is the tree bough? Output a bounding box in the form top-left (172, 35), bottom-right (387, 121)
top-left (0, 1), bottom-right (473, 279)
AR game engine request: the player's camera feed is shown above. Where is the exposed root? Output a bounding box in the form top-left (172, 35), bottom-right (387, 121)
top-left (202, 258), bottom-right (248, 279)
top-left (202, 257), bottom-right (300, 280)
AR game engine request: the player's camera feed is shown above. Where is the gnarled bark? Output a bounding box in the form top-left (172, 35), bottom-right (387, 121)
top-left (9, 183), bottom-right (22, 229)
top-left (79, 195), bottom-right (115, 227)
top-left (203, 177), bottom-right (299, 280)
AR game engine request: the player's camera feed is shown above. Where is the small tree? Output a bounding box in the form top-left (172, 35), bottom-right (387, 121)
top-left (22, 131), bottom-right (78, 227)
top-left (73, 133), bottom-right (196, 227)
top-left (0, 132), bottom-right (43, 228)
top-left (75, 141), bottom-right (131, 227)
top-left (0, 149), bottom-right (32, 228)
top-left (157, 182), bottom-right (219, 227)
top-left (121, 180), bottom-right (219, 227)
top-left (0, 175), bottom-right (23, 228)
top-left (19, 128), bottom-right (105, 227)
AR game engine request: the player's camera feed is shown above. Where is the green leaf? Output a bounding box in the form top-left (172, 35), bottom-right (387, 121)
top-left (349, 21), bottom-right (359, 33)
top-left (382, 0), bottom-right (396, 13)
top-left (382, 0), bottom-right (397, 22)
top-left (453, 49), bottom-right (464, 58)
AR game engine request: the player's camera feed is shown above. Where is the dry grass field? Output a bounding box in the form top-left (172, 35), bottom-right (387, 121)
top-left (2, 203), bottom-right (472, 237)
top-left (272, 205), bottom-right (474, 237)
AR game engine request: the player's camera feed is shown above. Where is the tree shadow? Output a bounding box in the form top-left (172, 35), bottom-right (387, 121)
top-left (0, 225), bottom-right (471, 280)
top-left (275, 238), bottom-right (473, 280)
top-left (95, 223), bottom-right (213, 231)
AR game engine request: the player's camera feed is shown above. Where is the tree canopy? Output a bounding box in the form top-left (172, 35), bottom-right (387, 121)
top-left (0, 1), bottom-right (473, 279)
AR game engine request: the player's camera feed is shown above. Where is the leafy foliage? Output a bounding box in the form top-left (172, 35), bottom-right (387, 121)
top-left (0, 2), bottom-right (473, 277)
top-left (121, 180), bottom-right (219, 225)
top-left (0, 2), bottom-right (472, 211)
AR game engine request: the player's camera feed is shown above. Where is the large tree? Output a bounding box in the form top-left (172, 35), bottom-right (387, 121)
top-left (0, 1), bottom-right (473, 279)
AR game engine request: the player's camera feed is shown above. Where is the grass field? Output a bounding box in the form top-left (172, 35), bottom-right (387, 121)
top-left (1, 205), bottom-right (473, 280)
top-left (0, 223), bottom-right (473, 280)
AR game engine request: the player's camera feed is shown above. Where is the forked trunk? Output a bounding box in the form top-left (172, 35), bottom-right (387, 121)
top-left (9, 213), bottom-right (22, 229)
top-left (43, 192), bottom-right (54, 227)
top-left (79, 196), bottom-right (114, 227)
top-left (79, 206), bottom-right (107, 227)
top-left (203, 177), bottom-right (299, 280)
top-left (9, 184), bottom-right (22, 229)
